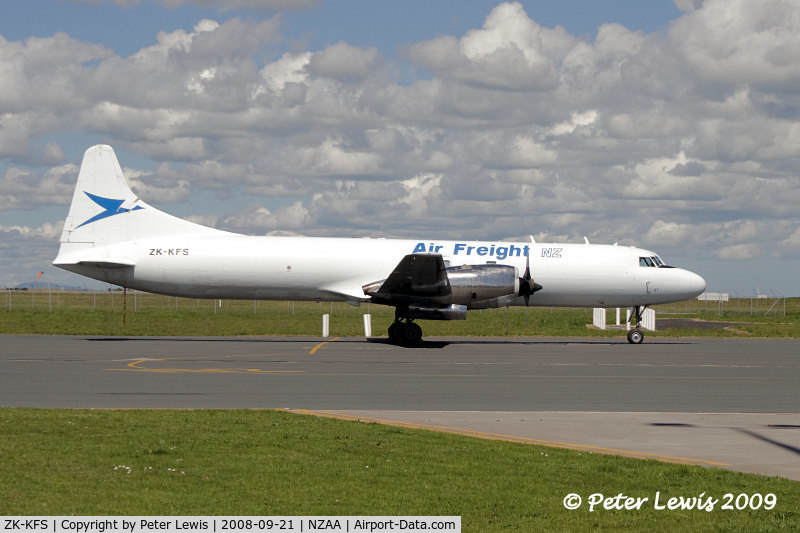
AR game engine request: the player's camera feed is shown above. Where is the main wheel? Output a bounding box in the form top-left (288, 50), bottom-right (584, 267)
top-left (627, 329), bottom-right (644, 344)
top-left (402, 322), bottom-right (423, 345)
top-left (388, 321), bottom-right (403, 342)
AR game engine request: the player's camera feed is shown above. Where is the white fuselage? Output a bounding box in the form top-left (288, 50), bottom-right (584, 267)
top-left (56, 235), bottom-right (707, 308)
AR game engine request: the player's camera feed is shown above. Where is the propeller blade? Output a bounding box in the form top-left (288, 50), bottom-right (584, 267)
top-left (518, 237), bottom-right (542, 306)
top-left (519, 246), bottom-right (533, 305)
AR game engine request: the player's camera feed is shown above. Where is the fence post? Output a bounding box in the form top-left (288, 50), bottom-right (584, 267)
top-left (322, 314), bottom-right (330, 337)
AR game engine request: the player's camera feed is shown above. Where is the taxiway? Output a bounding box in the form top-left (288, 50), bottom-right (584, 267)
top-left (1, 335), bottom-right (798, 479)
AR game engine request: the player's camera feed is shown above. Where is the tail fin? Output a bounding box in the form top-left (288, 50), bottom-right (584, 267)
top-left (60, 145), bottom-right (224, 244)
top-left (55, 145), bottom-right (226, 267)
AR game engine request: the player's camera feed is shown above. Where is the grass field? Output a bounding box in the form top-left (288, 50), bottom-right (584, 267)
top-left (2, 292), bottom-right (798, 530)
top-left (1, 408), bottom-right (799, 531)
top-left (1, 290), bottom-right (798, 338)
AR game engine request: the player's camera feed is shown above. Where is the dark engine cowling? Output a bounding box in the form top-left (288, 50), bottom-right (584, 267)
top-left (446, 264), bottom-right (519, 308)
top-left (362, 260), bottom-right (523, 313)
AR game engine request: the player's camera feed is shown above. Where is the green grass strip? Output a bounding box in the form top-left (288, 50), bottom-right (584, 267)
top-left (1, 409), bottom-right (798, 531)
top-left (2, 295), bottom-right (800, 337)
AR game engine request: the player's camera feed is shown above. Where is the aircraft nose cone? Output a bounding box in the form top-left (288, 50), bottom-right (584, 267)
top-left (684, 270), bottom-right (706, 298)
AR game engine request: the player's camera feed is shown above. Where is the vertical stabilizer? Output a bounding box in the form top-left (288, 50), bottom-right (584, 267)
top-left (59, 145), bottom-right (225, 247)
top-left (60, 145), bottom-right (142, 245)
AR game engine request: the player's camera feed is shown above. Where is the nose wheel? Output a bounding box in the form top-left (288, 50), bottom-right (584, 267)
top-left (627, 328), bottom-right (644, 344)
top-left (627, 305), bottom-right (646, 344)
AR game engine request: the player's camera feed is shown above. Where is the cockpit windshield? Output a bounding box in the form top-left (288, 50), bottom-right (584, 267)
top-left (639, 256), bottom-right (667, 267)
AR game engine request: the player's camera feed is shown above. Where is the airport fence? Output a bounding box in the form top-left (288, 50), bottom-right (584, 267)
top-left (2, 288), bottom-right (376, 316)
top-left (656, 294), bottom-right (789, 317)
top-left (3, 288), bottom-right (799, 338)
top-left (0, 288), bottom-right (800, 316)
top-left (3, 288), bottom-right (793, 317)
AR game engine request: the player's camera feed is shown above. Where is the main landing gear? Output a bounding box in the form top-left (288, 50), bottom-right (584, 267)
top-left (387, 307), bottom-right (424, 345)
top-left (626, 305), bottom-right (647, 344)
top-left (388, 319), bottom-right (423, 345)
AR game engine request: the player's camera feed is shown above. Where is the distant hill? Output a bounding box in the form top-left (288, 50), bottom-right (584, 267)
top-left (11, 281), bottom-right (86, 291)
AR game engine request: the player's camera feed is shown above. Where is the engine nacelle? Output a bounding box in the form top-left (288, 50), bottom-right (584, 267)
top-left (446, 264), bottom-right (519, 308)
top-left (407, 304), bottom-right (468, 320)
top-left (362, 259), bottom-right (524, 314)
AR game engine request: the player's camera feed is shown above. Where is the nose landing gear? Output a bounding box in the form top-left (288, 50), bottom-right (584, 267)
top-left (627, 305), bottom-right (646, 344)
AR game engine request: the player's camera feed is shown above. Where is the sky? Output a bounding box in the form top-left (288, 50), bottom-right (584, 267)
top-left (1, 0), bottom-right (799, 297)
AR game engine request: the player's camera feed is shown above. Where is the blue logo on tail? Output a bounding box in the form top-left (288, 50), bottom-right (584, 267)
top-left (77, 192), bottom-right (144, 228)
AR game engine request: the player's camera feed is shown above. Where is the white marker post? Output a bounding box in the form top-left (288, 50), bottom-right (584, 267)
top-left (363, 314), bottom-right (372, 337)
top-left (592, 308), bottom-right (606, 330)
top-left (322, 314), bottom-right (330, 337)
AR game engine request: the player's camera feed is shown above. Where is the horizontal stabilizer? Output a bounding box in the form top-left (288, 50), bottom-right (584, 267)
top-left (75, 260), bottom-right (135, 269)
top-left (53, 241), bottom-right (136, 269)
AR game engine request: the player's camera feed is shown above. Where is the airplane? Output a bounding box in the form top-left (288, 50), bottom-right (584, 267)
top-left (53, 145), bottom-right (706, 344)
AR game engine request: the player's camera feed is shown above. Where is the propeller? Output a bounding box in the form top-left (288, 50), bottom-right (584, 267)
top-left (518, 237), bottom-right (543, 306)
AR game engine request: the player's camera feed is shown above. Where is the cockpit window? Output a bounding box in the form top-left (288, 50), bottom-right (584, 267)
top-left (640, 255), bottom-right (673, 268)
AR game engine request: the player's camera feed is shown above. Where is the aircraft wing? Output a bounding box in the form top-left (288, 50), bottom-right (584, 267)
top-left (362, 253), bottom-right (451, 303)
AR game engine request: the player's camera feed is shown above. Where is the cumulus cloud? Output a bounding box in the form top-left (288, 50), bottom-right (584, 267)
top-left (670, 0), bottom-right (800, 91)
top-left (2, 0), bottom-right (800, 291)
top-left (221, 200), bottom-right (310, 232)
top-left (403, 2), bottom-right (572, 90)
top-left (0, 221), bottom-right (63, 241)
top-left (0, 164), bottom-right (78, 210)
top-left (307, 42), bottom-right (381, 81)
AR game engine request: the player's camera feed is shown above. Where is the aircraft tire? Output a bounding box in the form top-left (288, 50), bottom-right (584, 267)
top-left (388, 321), bottom-right (422, 345)
top-left (388, 322), bottom-right (402, 342)
top-left (402, 322), bottom-right (423, 345)
top-left (627, 329), bottom-right (644, 344)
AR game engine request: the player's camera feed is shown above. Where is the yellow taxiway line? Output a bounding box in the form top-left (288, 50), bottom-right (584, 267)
top-left (109, 358), bottom-right (303, 375)
top-left (289, 408), bottom-right (730, 467)
top-left (309, 337), bottom-right (340, 355)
